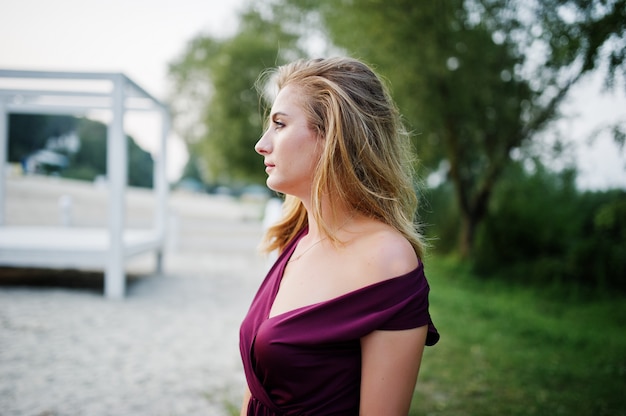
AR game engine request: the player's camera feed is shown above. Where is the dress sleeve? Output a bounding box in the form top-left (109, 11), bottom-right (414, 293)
top-left (364, 264), bottom-right (440, 346)
top-left (272, 263), bottom-right (440, 347)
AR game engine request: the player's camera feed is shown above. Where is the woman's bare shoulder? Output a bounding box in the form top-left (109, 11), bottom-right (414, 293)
top-left (347, 222), bottom-right (419, 286)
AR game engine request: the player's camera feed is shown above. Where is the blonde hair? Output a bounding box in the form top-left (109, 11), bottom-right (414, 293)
top-left (258, 57), bottom-right (425, 258)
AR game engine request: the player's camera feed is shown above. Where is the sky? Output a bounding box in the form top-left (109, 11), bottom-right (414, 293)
top-left (554, 71), bottom-right (626, 189)
top-left (1, 0), bottom-right (625, 188)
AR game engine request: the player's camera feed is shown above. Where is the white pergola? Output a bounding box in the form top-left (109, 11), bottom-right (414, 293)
top-left (0, 69), bottom-right (170, 299)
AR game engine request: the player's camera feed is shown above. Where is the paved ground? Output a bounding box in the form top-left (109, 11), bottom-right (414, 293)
top-left (0, 176), bottom-right (272, 415)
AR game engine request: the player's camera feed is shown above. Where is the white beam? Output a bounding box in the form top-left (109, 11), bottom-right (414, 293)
top-left (105, 74), bottom-right (127, 299)
top-left (5, 104), bottom-right (110, 115)
top-left (0, 89), bottom-right (110, 98)
top-left (0, 98), bottom-right (7, 225)
top-left (154, 107), bottom-right (170, 274)
top-left (0, 69), bottom-right (165, 109)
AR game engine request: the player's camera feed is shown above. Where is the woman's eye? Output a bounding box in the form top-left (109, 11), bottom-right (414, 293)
top-left (273, 120), bottom-right (285, 129)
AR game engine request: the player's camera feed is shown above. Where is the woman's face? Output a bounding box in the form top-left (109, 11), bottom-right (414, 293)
top-left (255, 84), bottom-right (322, 198)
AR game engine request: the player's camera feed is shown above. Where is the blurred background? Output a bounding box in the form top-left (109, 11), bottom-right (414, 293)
top-left (1, 0), bottom-right (625, 415)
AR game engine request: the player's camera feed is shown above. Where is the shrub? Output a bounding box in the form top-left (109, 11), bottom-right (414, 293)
top-left (473, 161), bottom-right (626, 294)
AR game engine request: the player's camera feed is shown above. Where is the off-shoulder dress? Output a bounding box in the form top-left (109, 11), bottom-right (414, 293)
top-left (239, 227), bottom-right (440, 415)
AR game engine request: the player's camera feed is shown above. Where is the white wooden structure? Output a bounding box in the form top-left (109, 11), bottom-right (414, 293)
top-left (0, 69), bottom-right (170, 299)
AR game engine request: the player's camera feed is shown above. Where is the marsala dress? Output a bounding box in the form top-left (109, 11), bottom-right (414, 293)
top-left (239, 228), bottom-right (440, 415)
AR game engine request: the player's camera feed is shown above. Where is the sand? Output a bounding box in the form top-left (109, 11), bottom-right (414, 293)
top-left (0, 175), bottom-right (271, 415)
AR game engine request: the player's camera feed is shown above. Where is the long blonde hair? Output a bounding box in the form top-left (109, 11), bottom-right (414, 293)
top-left (258, 57), bottom-right (425, 258)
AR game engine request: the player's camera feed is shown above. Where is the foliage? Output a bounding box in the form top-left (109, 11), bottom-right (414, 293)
top-left (63, 117), bottom-right (108, 180)
top-left (473, 160), bottom-right (626, 293)
top-left (420, 183), bottom-right (461, 255)
top-left (179, 153), bottom-right (206, 184)
top-left (168, 9), bottom-right (304, 185)
top-left (414, 256), bottom-right (626, 416)
top-left (8, 114), bottom-right (76, 161)
top-left (127, 133), bottom-right (154, 189)
top-left (8, 115), bottom-right (154, 188)
top-left (67, 118), bottom-right (154, 188)
top-left (536, 0), bottom-right (626, 89)
top-left (260, 0), bottom-right (626, 257)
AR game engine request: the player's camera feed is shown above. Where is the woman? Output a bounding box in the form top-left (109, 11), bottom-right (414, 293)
top-left (239, 57), bottom-right (439, 415)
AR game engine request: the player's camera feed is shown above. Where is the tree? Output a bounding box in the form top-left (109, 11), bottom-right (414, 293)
top-left (536, 0), bottom-right (626, 149)
top-left (69, 118), bottom-right (154, 188)
top-left (474, 160), bottom-right (626, 293)
top-left (168, 9), bottom-right (303, 186)
top-left (537, 0), bottom-right (625, 90)
top-left (264, 0), bottom-right (626, 257)
top-left (8, 114), bottom-right (76, 163)
top-left (8, 114), bottom-right (154, 188)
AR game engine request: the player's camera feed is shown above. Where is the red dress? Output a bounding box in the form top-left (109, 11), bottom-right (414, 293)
top-left (239, 228), bottom-right (439, 415)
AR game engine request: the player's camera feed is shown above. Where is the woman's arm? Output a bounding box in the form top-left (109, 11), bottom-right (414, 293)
top-left (359, 326), bottom-right (428, 415)
top-left (240, 386), bottom-right (251, 416)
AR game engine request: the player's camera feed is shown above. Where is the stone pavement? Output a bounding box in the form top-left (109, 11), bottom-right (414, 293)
top-left (0, 176), bottom-right (271, 415)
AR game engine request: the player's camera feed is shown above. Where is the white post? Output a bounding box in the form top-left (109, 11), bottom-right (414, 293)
top-left (154, 107), bottom-right (170, 275)
top-left (105, 75), bottom-right (127, 299)
top-left (0, 99), bottom-right (7, 226)
top-left (58, 195), bottom-right (73, 226)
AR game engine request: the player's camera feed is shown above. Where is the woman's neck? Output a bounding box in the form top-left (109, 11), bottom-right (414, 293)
top-left (303, 199), bottom-right (358, 243)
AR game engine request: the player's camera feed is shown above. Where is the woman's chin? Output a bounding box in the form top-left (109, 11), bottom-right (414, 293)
top-left (265, 179), bottom-right (281, 193)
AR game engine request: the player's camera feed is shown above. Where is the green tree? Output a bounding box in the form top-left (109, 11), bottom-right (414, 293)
top-left (8, 115), bottom-right (154, 187)
top-left (168, 9), bottom-right (303, 185)
top-left (68, 118), bottom-right (153, 188)
top-left (264, 0), bottom-right (625, 256)
top-left (127, 135), bottom-right (154, 188)
top-left (537, 0), bottom-right (625, 90)
top-left (474, 160), bottom-right (626, 293)
top-left (8, 114), bottom-right (76, 163)
top-left (68, 117), bottom-right (108, 179)
top-left (179, 153), bottom-right (205, 184)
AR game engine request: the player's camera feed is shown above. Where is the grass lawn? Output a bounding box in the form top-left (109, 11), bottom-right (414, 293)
top-left (412, 256), bottom-right (626, 416)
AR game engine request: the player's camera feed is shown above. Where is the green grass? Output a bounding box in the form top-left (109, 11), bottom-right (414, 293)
top-left (412, 256), bottom-right (626, 416)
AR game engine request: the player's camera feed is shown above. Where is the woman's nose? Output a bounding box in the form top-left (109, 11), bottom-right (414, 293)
top-left (255, 130), bottom-right (271, 155)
